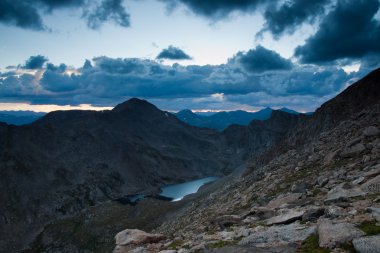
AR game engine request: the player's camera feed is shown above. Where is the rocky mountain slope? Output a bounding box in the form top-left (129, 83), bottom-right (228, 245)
top-left (113, 69), bottom-right (380, 252)
top-left (174, 108), bottom-right (302, 131)
top-left (0, 97), bottom-right (302, 252)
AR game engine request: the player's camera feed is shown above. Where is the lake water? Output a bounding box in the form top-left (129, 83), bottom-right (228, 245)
top-left (159, 176), bottom-right (218, 201)
top-left (116, 176), bottom-right (218, 204)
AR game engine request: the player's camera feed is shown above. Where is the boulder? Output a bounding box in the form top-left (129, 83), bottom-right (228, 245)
top-left (115, 229), bottom-right (165, 246)
top-left (325, 206), bottom-right (345, 218)
top-left (340, 143), bottom-right (366, 158)
top-left (363, 126), bottom-right (380, 137)
top-left (353, 235), bottom-right (380, 253)
top-left (363, 166), bottom-right (380, 178)
top-left (239, 222), bottom-right (316, 247)
top-left (266, 210), bottom-right (304, 225)
top-left (245, 207), bottom-right (276, 221)
top-left (366, 207), bottom-right (380, 222)
top-left (317, 219), bottom-right (365, 249)
top-left (302, 208), bottom-right (325, 222)
top-left (325, 183), bottom-right (366, 203)
top-left (291, 182), bottom-right (307, 193)
top-left (361, 175), bottom-right (380, 193)
top-left (324, 151), bottom-right (338, 165)
top-left (266, 193), bottom-right (303, 209)
top-left (212, 215), bottom-right (242, 230)
top-left (316, 175), bottom-right (329, 187)
top-left (209, 245), bottom-right (297, 253)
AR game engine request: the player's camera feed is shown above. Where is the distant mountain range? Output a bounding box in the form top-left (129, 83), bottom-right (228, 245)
top-left (0, 111), bottom-right (46, 125)
top-left (174, 107), bottom-right (311, 131)
top-left (0, 107), bottom-right (311, 130)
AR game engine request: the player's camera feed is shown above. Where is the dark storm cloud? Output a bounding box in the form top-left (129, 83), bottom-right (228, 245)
top-left (0, 0), bottom-right (130, 30)
top-left (231, 46), bottom-right (293, 73)
top-left (261, 0), bottom-right (329, 39)
top-left (38, 0), bottom-right (85, 9)
top-left (156, 46), bottom-right (192, 60)
top-left (295, 0), bottom-right (380, 63)
top-left (85, 0), bottom-right (130, 29)
top-left (0, 0), bottom-right (46, 30)
top-left (161, 0), bottom-right (265, 19)
top-left (23, 55), bottom-right (48, 69)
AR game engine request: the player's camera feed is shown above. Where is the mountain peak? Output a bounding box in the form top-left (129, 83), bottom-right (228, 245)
top-left (112, 98), bottom-right (159, 113)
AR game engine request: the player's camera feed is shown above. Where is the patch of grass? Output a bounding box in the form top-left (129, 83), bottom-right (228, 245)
top-left (331, 159), bottom-right (349, 170)
top-left (359, 221), bottom-right (380, 235)
top-left (297, 235), bottom-right (330, 253)
top-left (207, 240), bottom-right (237, 249)
top-left (341, 242), bottom-right (356, 253)
top-left (312, 188), bottom-right (322, 196)
top-left (167, 240), bottom-right (184, 250)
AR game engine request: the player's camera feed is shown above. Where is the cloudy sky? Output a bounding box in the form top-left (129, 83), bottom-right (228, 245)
top-left (0, 0), bottom-right (379, 112)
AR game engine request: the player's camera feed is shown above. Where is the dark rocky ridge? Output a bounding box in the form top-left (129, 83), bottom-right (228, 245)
top-left (0, 97), bottom-right (301, 252)
top-left (151, 69), bottom-right (380, 253)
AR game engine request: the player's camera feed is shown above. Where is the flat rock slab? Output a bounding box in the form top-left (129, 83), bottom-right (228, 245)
top-left (363, 126), bottom-right (380, 137)
top-left (353, 235), bottom-right (380, 253)
top-left (208, 245), bottom-right (297, 253)
top-left (239, 222), bottom-right (316, 247)
top-left (317, 219), bottom-right (365, 249)
top-left (115, 229), bottom-right (165, 246)
top-left (266, 210), bottom-right (304, 225)
top-left (361, 175), bottom-right (380, 193)
top-left (325, 183), bottom-right (366, 203)
top-left (266, 193), bottom-right (303, 209)
top-left (366, 207), bottom-right (380, 222)
top-left (340, 143), bottom-right (366, 158)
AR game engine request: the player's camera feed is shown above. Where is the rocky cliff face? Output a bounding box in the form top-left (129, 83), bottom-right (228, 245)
top-left (147, 68), bottom-right (380, 253)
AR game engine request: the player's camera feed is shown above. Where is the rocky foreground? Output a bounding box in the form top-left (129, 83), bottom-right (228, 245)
top-left (109, 70), bottom-right (380, 252)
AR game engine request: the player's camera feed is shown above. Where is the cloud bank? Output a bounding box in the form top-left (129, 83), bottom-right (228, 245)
top-left (0, 48), bottom-right (367, 112)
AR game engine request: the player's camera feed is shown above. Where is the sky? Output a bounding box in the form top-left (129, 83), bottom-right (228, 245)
top-left (0, 0), bottom-right (379, 113)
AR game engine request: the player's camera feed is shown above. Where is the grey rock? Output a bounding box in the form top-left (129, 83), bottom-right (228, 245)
top-left (317, 219), bottom-right (365, 249)
top-left (325, 205), bottom-right (345, 218)
top-left (302, 208), bottom-right (325, 222)
top-left (353, 177), bottom-right (366, 185)
top-left (361, 175), bottom-right (380, 193)
top-left (316, 175), bottom-right (329, 187)
top-left (363, 126), bottom-right (380, 137)
top-left (363, 167), bottom-right (380, 178)
top-left (324, 150), bottom-right (338, 165)
top-left (212, 215), bottom-right (242, 230)
top-left (239, 222), bottom-right (316, 247)
top-left (246, 208), bottom-right (276, 221)
top-left (266, 209), bottom-right (304, 225)
top-left (340, 143), bottom-right (366, 158)
top-left (266, 193), bottom-right (303, 209)
top-left (115, 229), bottom-right (165, 246)
top-left (209, 245), bottom-right (297, 253)
top-left (291, 182), bottom-right (307, 193)
top-left (366, 207), bottom-right (380, 222)
top-left (353, 235), bottom-right (380, 253)
top-left (325, 183), bottom-right (366, 203)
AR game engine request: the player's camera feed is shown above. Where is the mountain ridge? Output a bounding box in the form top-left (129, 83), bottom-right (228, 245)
top-left (174, 107), bottom-right (303, 131)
